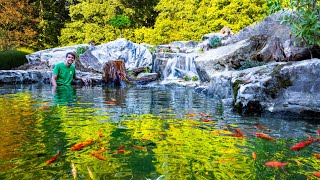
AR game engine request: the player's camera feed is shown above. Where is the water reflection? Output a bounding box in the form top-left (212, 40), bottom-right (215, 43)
top-left (53, 85), bottom-right (76, 106)
top-left (0, 84), bottom-right (319, 179)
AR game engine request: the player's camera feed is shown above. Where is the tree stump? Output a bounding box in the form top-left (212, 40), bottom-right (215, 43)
top-left (102, 60), bottom-right (129, 85)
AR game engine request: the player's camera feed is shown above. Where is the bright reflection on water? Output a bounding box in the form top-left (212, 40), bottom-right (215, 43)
top-left (0, 84), bottom-right (319, 180)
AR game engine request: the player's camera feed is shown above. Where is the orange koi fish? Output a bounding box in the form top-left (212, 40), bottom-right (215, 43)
top-left (91, 153), bottom-right (107, 161)
top-left (256, 132), bottom-right (276, 141)
top-left (185, 113), bottom-right (196, 117)
top-left (200, 119), bottom-right (212, 122)
top-left (133, 145), bottom-right (146, 150)
top-left (255, 125), bottom-right (268, 130)
top-left (105, 101), bottom-right (116, 105)
top-left (252, 152), bottom-right (257, 161)
top-left (314, 172), bottom-right (320, 178)
top-left (98, 130), bottom-right (103, 137)
top-left (71, 139), bottom-right (94, 151)
top-left (290, 139), bottom-right (313, 151)
top-left (312, 153), bottom-right (320, 159)
top-left (93, 147), bottom-right (107, 154)
top-left (199, 113), bottom-right (212, 117)
top-left (231, 128), bottom-right (246, 138)
top-left (116, 149), bottom-right (127, 154)
top-left (45, 151), bottom-right (61, 165)
top-left (265, 161), bottom-right (288, 168)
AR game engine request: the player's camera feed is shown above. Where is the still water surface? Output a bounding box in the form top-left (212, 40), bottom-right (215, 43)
top-left (0, 84), bottom-right (319, 179)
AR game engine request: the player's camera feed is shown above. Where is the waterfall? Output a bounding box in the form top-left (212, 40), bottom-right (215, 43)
top-left (162, 53), bottom-right (199, 81)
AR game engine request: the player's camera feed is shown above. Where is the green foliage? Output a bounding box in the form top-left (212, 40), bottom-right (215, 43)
top-left (268, 0), bottom-right (320, 48)
top-left (208, 35), bottom-right (221, 48)
top-left (109, 15), bottom-right (131, 38)
top-left (191, 76), bottom-right (199, 81)
top-left (183, 75), bottom-right (190, 81)
top-left (76, 46), bottom-right (88, 56)
top-left (0, 50), bottom-right (28, 70)
top-left (239, 60), bottom-right (267, 70)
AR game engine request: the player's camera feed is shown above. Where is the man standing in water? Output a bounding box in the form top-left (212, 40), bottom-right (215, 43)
top-left (51, 52), bottom-right (87, 92)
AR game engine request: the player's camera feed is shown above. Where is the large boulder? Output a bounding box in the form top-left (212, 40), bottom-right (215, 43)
top-left (78, 38), bottom-right (153, 73)
top-left (207, 58), bottom-right (320, 119)
top-left (222, 10), bottom-right (320, 62)
top-left (25, 38), bottom-right (153, 73)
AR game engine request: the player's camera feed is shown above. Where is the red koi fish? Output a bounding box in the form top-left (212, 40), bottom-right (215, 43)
top-left (252, 152), bottom-right (257, 161)
top-left (314, 172), bottom-right (320, 178)
top-left (256, 132), bottom-right (276, 141)
top-left (290, 139), bottom-right (313, 151)
top-left (45, 151), bottom-right (61, 165)
top-left (318, 130), bottom-right (320, 136)
top-left (98, 130), bottom-right (103, 137)
top-left (91, 153), bottom-right (107, 161)
top-left (312, 153), bottom-right (320, 159)
top-left (71, 139), bottom-right (94, 151)
top-left (265, 161), bottom-right (288, 168)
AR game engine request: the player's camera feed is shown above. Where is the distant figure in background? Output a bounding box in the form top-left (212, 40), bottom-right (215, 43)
top-left (51, 52), bottom-right (87, 93)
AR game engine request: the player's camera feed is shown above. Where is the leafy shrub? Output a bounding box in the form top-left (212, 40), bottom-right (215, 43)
top-left (76, 46), bottom-right (88, 57)
top-left (0, 50), bottom-right (29, 70)
top-left (191, 76), bottom-right (199, 81)
top-left (183, 76), bottom-right (190, 81)
top-left (238, 60), bottom-right (267, 70)
top-left (208, 35), bottom-right (221, 48)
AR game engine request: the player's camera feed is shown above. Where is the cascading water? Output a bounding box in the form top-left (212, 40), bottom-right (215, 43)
top-left (162, 53), bottom-right (199, 82)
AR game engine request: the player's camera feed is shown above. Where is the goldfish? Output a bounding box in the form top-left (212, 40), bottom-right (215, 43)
top-left (71, 139), bottom-right (94, 151)
top-left (312, 153), bottom-right (320, 159)
top-left (252, 152), bottom-right (257, 161)
top-left (45, 151), bottom-right (61, 165)
top-left (98, 130), bottom-right (103, 137)
top-left (91, 153), bottom-right (107, 161)
top-left (256, 132), bottom-right (276, 141)
top-left (290, 139), bottom-right (313, 151)
top-left (265, 161), bottom-right (288, 168)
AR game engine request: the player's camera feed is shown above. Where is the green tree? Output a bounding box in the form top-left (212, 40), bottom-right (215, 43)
top-left (31, 0), bottom-right (71, 48)
top-left (119, 0), bottom-right (159, 27)
top-left (109, 15), bottom-right (131, 38)
top-left (59, 0), bottom-right (124, 46)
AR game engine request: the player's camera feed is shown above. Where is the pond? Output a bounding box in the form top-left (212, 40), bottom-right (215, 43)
top-left (0, 83), bottom-right (319, 179)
